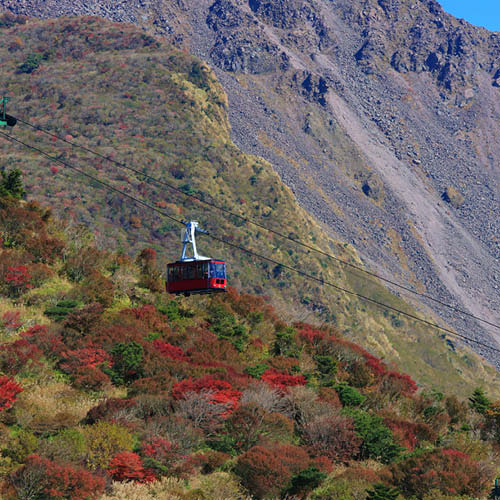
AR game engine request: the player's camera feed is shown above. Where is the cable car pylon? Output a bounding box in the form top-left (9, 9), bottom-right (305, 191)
top-left (0, 97), bottom-right (16, 128)
top-left (166, 220), bottom-right (227, 296)
top-left (180, 220), bottom-right (209, 261)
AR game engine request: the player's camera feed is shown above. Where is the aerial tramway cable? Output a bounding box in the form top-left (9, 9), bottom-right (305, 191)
top-left (1, 129), bottom-right (499, 355)
top-left (12, 115), bottom-right (500, 333)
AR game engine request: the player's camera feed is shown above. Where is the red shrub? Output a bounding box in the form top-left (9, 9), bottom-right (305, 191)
top-left (172, 375), bottom-right (231, 399)
top-left (142, 437), bottom-right (178, 460)
top-left (364, 354), bottom-right (388, 379)
top-left (90, 323), bottom-right (145, 351)
top-left (391, 448), bottom-right (493, 498)
top-left (21, 324), bottom-right (48, 338)
top-left (21, 325), bottom-right (65, 357)
top-left (209, 388), bottom-right (242, 414)
top-left (250, 338), bottom-right (264, 350)
top-left (381, 371), bottom-right (418, 398)
top-left (4, 265), bottom-right (33, 296)
top-left (274, 444), bottom-right (311, 475)
top-left (72, 365), bottom-right (111, 391)
top-left (312, 455), bottom-right (334, 474)
top-left (383, 418), bottom-right (437, 451)
top-left (141, 437), bottom-right (181, 473)
top-left (25, 234), bottom-right (65, 264)
top-left (8, 454), bottom-right (105, 500)
top-left (59, 346), bottom-right (113, 390)
top-left (318, 386), bottom-right (342, 408)
top-left (0, 376), bottom-right (23, 411)
top-left (123, 304), bottom-right (166, 331)
top-left (128, 373), bottom-right (175, 396)
top-left (0, 339), bottom-right (42, 374)
top-left (235, 446), bottom-right (291, 499)
top-left (298, 325), bottom-right (327, 346)
top-left (108, 451), bottom-right (156, 483)
top-left (261, 369), bottom-right (306, 392)
top-left (172, 376), bottom-right (242, 414)
top-left (153, 340), bottom-right (189, 361)
top-left (186, 327), bottom-right (240, 367)
top-left (60, 347), bottom-right (112, 373)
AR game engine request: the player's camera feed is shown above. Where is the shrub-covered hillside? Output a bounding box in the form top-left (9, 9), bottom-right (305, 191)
top-left (0, 182), bottom-right (499, 499)
top-left (0, 14), bottom-right (499, 398)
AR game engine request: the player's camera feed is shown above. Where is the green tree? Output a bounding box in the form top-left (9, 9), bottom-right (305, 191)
top-left (18, 53), bottom-right (42, 74)
top-left (106, 341), bottom-right (144, 384)
top-left (335, 382), bottom-right (365, 406)
top-left (284, 466), bottom-right (327, 497)
top-left (0, 168), bottom-right (26, 199)
top-left (469, 387), bottom-right (491, 414)
top-left (272, 326), bottom-right (299, 357)
top-left (366, 483), bottom-right (400, 500)
top-left (314, 354), bottom-right (338, 385)
top-left (343, 408), bottom-right (402, 464)
top-left (209, 304), bottom-right (248, 352)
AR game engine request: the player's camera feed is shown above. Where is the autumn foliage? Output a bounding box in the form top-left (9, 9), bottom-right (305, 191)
top-left (8, 454), bottom-right (105, 499)
top-left (260, 368), bottom-right (307, 391)
top-left (0, 339), bottom-right (42, 374)
top-left (172, 376), bottom-right (242, 415)
top-left (235, 446), bottom-right (290, 499)
top-left (391, 448), bottom-right (493, 498)
top-left (108, 451), bottom-right (156, 483)
top-left (0, 376), bottom-right (23, 411)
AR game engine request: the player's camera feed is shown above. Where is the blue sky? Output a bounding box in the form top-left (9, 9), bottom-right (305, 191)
top-left (438, 0), bottom-right (500, 32)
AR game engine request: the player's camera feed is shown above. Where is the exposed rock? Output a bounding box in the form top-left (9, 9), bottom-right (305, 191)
top-left (360, 173), bottom-right (383, 201)
top-left (355, 34), bottom-right (387, 74)
top-left (442, 186), bottom-right (465, 209)
top-left (249, 0), bottom-right (307, 29)
top-left (207, 0), bottom-right (244, 31)
top-left (211, 33), bottom-right (283, 73)
top-left (293, 71), bottom-right (328, 105)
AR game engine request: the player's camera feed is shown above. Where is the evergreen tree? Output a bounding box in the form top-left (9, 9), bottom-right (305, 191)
top-left (284, 466), bottom-right (327, 497)
top-left (0, 168), bottom-right (26, 199)
top-left (342, 408), bottom-right (402, 463)
top-left (469, 387), bottom-right (491, 414)
top-left (366, 483), bottom-right (400, 500)
top-left (18, 53), bottom-right (42, 74)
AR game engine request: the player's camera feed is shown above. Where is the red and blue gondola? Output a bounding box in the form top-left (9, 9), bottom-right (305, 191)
top-left (166, 259), bottom-right (226, 295)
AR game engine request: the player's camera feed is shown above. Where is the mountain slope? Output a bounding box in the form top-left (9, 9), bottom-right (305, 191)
top-left (0, 189), bottom-right (498, 499)
top-left (3, 0), bottom-right (497, 367)
top-left (0, 14), bottom-right (498, 396)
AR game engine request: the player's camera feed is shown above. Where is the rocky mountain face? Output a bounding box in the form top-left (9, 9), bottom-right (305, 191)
top-left (1, 0), bottom-right (499, 365)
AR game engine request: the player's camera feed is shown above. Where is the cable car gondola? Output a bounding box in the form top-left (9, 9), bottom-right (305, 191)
top-left (166, 221), bottom-right (226, 296)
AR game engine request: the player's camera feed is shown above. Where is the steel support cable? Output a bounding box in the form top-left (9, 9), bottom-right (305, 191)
top-left (1, 129), bottom-right (499, 354)
top-left (13, 115), bottom-right (500, 333)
